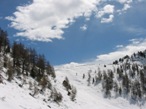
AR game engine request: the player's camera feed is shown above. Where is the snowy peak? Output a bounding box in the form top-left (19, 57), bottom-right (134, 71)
top-left (113, 49), bottom-right (146, 65)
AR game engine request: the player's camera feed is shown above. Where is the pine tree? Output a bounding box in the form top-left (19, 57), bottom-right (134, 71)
top-left (122, 73), bottom-right (130, 94)
top-left (82, 73), bottom-right (85, 79)
top-left (119, 87), bottom-right (122, 96)
top-left (87, 72), bottom-right (91, 86)
top-left (39, 76), bottom-right (49, 91)
top-left (0, 29), bottom-right (10, 54)
top-left (46, 62), bottom-right (56, 78)
top-left (70, 85), bottom-right (77, 101)
top-left (62, 77), bottom-right (71, 91)
top-left (7, 60), bottom-right (14, 82)
top-left (51, 88), bottom-right (63, 103)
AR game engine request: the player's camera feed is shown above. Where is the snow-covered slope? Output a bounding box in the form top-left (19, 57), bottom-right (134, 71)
top-left (1, 62), bottom-right (146, 109)
top-left (55, 63), bottom-right (146, 109)
top-left (0, 82), bottom-right (50, 109)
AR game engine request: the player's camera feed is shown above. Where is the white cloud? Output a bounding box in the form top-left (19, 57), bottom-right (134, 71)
top-left (118, 0), bottom-right (133, 4)
top-left (129, 38), bottom-right (143, 44)
top-left (117, 0), bottom-right (132, 13)
top-left (118, 0), bottom-right (127, 4)
top-left (97, 4), bottom-right (115, 18)
top-left (116, 45), bottom-right (124, 48)
top-left (80, 24), bottom-right (87, 31)
top-left (96, 38), bottom-right (146, 63)
top-left (6, 0), bottom-right (101, 41)
top-left (6, 0), bottom-right (138, 41)
top-left (101, 14), bottom-right (114, 23)
top-left (96, 4), bottom-right (115, 23)
top-left (122, 4), bottom-right (131, 11)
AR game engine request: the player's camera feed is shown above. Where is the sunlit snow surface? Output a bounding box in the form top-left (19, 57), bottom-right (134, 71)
top-left (0, 62), bottom-right (146, 109)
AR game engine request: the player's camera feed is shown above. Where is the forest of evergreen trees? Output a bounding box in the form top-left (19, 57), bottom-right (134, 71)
top-left (0, 28), bottom-right (56, 81)
top-left (83, 52), bottom-right (146, 104)
top-left (0, 28), bottom-right (77, 103)
top-left (0, 28), bottom-right (65, 103)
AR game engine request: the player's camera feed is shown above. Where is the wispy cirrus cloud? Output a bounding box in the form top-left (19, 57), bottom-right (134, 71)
top-left (6, 0), bottom-right (140, 42)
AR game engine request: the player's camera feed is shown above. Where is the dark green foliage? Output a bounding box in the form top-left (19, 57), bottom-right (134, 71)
top-left (30, 67), bottom-right (37, 78)
top-left (70, 85), bottom-right (77, 101)
top-left (119, 87), bottom-right (122, 95)
top-left (97, 70), bottom-right (102, 80)
top-left (92, 78), bottom-right (95, 84)
top-left (108, 70), bottom-right (114, 79)
top-left (102, 70), bottom-right (113, 97)
top-left (123, 55), bottom-right (130, 59)
top-left (62, 77), bottom-right (77, 101)
top-left (0, 28), bottom-right (61, 103)
top-left (87, 72), bottom-right (91, 86)
top-left (51, 88), bottom-right (63, 103)
top-left (117, 67), bottom-right (123, 80)
top-left (129, 68), bottom-right (135, 78)
top-left (3, 55), bottom-right (8, 68)
top-left (7, 61), bottom-right (14, 82)
top-left (62, 77), bottom-right (71, 91)
top-left (0, 29), bottom-right (10, 54)
top-left (0, 74), bottom-right (3, 83)
top-left (95, 70), bottom-right (102, 85)
top-left (122, 73), bottom-right (130, 94)
top-left (39, 76), bottom-right (50, 91)
top-left (101, 51), bottom-right (146, 101)
top-left (11, 41), bottom-right (55, 82)
top-left (113, 82), bottom-right (118, 93)
top-left (103, 71), bottom-right (107, 80)
top-left (138, 51), bottom-right (145, 58)
top-left (119, 58), bottom-right (123, 62)
top-left (82, 73), bottom-right (85, 79)
top-left (36, 54), bottom-right (45, 74)
top-left (131, 80), bottom-right (142, 100)
top-left (113, 60), bottom-right (118, 65)
top-left (46, 62), bottom-right (56, 78)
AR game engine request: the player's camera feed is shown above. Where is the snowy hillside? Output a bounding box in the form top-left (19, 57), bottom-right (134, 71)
top-left (55, 62), bottom-right (146, 109)
top-left (1, 61), bottom-right (146, 109)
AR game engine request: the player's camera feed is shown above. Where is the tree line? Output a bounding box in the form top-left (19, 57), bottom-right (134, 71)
top-left (0, 28), bottom-right (55, 81)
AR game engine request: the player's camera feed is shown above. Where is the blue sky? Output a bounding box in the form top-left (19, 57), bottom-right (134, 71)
top-left (0, 0), bottom-right (146, 65)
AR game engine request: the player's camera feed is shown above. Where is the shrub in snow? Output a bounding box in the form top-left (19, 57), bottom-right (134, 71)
top-left (3, 55), bottom-right (8, 68)
top-left (39, 76), bottom-right (49, 91)
top-left (62, 77), bottom-right (71, 91)
top-left (70, 85), bottom-right (77, 101)
top-left (46, 64), bottom-right (56, 78)
top-left (29, 81), bottom-right (33, 90)
top-left (7, 61), bottom-right (14, 82)
top-left (95, 71), bottom-right (102, 85)
top-left (0, 74), bottom-right (3, 83)
top-left (32, 86), bottom-right (39, 97)
top-left (82, 73), bottom-right (85, 79)
top-left (87, 72), bottom-right (91, 86)
top-left (50, 88), bottom-right (63, 103)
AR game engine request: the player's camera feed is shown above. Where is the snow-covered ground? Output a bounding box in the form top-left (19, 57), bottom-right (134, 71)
top-left (55, 63), bottom-right (146, 109)
top-left (0, 62), bottom-right (146, 109)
